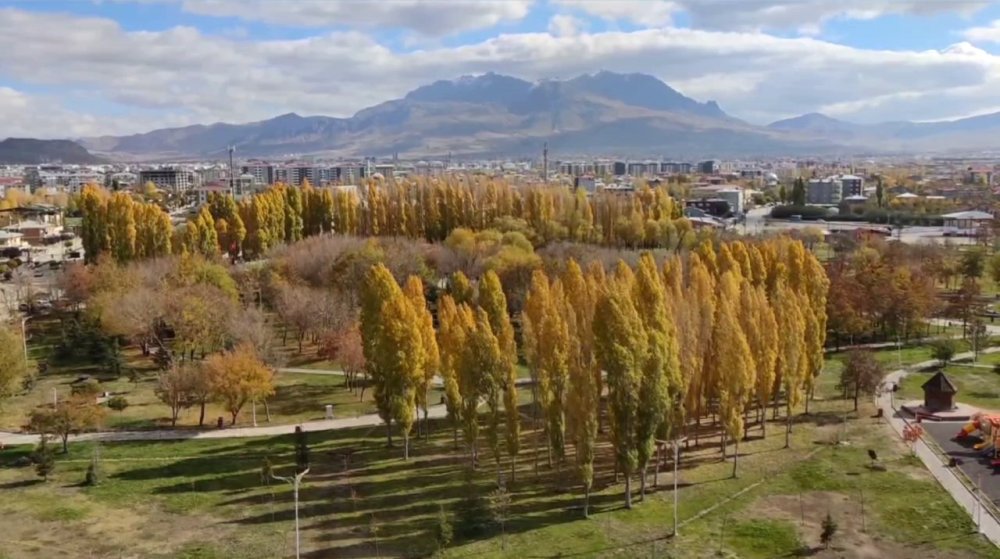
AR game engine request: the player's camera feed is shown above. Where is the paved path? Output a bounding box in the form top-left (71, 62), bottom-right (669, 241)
top-left (0, 403), bottom-right (450, 447)
top-left (878, 346), bottom-right (1000, 547)
top-left (278, 367), bottom-right (345, 376)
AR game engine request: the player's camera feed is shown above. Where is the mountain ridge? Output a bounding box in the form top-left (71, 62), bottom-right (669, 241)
top-left (61, 72), bottom-right (1000, 160)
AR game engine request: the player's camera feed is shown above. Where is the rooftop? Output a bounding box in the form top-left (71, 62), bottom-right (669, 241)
top-left (942, 210), bottom-right (993, 220)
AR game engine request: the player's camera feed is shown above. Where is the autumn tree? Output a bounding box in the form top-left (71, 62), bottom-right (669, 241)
top-left (631, 253), bottom-right (680, 496)
top-left (203, 344), bottom-right (275, 425)
top-left (360, 264), bottom-right (425, 459)
top-left (478, 270), bottom-right (520, 476)
top-left (404, 276), bottom-right (440, 438)
top-left (838, 350), bottom-right (885, 411)
top-left (0, 325), bottom-right (28, 404)
top-left (154, 362), bottom-right (200, 427)
top-left (594, 273), bottom-right (646, 509)
top-left (437, 295), bottom-right (475, 449)
top-left (28, 395), bottom-right (107, 453)
top-left (563, 259), bottom-right (599, 514)
top-left (709, 272), bottom-right (755, 477)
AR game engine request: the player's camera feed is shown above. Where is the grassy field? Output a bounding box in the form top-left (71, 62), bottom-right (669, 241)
top-left (0, 314), bottom-right (397, 431)
top-left (1, 361), bottom-right (998, 559)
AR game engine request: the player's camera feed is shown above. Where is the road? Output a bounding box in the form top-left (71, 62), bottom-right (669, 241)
top-left (741, 206), bottom-right (977, 245)
top-left (0, 402), bottom-right (452, 447)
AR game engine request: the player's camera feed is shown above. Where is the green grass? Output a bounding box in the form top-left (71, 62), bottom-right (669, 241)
top-left (726, 519), bottom-right (801, 558)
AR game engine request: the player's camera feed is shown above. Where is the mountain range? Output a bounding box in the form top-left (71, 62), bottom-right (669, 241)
top-left (11, 71), bottom-right (1000, 161)
top-left (77, 72), bottom-right (838, 160)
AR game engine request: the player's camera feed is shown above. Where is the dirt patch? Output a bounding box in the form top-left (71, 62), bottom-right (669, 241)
top-left (752, 491), bottom-right (975, 559)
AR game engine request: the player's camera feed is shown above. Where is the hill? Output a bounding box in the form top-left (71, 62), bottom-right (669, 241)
top-left (0, 138), bottom-right (103, 164)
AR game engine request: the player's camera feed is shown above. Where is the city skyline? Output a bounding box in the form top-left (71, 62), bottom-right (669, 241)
top-left (4, 1), bottom-right (1000, 139)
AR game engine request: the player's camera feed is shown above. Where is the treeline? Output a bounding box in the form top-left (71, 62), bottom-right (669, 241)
top-left (359, 237), bottom-right (827, 514)
top-left (80, 178), bottom-right (699, 263)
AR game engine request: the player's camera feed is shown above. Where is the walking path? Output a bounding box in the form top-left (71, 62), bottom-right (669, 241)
top-left (0, 403), bottom-right (451, 447)
top-left (878, 346), bottom-right (1000, 547)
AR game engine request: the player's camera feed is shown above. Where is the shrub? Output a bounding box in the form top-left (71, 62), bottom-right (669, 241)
top-left (107, 396), bottom-right (129, 413)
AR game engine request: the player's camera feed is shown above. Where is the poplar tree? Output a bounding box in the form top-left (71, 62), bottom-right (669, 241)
top-left (594, 275), bottom-right (646, 509)
top-left (539, 280), bottom-right (570, 469)
top-left (436, 295), bottom-right (471, 448)
top-left (521, 269), bottom-right (551, 470)
top-left (563, 263), bottom-right (599, 515)
top-left (360, 264), bottom-right (407, 449)
top-left (405, 276), bottom-right (440, 438)
top-left (684, 254), bottom-right (717, 446)
top-left (478, 271), bottom-right (520, 479)
top-left (374, 289), bottom-right (425, 460)
top-left (632, 253), bottom-right (680, 498)
top-left (710, 272), bottom-right (755, 477)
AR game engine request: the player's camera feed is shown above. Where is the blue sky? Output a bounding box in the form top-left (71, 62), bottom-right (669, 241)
top-left (3, 0), bottom-right (1000, 137)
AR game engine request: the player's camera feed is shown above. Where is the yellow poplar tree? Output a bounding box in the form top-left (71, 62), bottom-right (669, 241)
top-left (594, 274), bottom-right (646, 509)
top-left (710, 272), bottom-right (756, 477)
top-left (404, 276), bottom-right (440, 439)
top-left (478, 270), bottom-right (520, 478)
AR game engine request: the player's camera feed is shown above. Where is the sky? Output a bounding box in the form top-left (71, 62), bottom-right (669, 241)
top-left (6, 0), bottom-right (1000, 138)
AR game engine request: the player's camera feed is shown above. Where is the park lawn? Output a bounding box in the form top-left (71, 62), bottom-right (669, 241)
top-left (899, 365), bottom-right (1000, 412)
top-left (2, 365), bottom-right (998, 559)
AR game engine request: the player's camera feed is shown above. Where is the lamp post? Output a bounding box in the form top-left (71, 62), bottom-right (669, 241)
top-left (272, 467), bottom-right (310, 559)
top-left (20, 315), bottom-right (28, 362)
top-left (671, 436), bottom-right (687, 537)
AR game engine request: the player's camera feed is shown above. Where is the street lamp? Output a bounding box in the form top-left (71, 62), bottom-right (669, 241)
top-left (271, 458), bottom-right (309, 559)
top-left (671, 436), bottom-right (687, 537)
top-left (20, 315), bottom-right (28, 364)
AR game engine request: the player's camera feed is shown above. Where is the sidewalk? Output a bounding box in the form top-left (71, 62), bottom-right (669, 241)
top-left (878, 346), bottom-right (1000, 547)
top-left (0, 403), bottom-right (450, 447)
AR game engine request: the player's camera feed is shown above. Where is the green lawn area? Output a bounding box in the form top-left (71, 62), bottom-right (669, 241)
top-left (900, 364), bottom-right (1000, 411)
top-left (1, 364), bottom-right (997, 559)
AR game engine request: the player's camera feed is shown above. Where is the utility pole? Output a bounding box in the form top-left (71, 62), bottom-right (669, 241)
top-left (228, 145), bottom-right (236, 197)
top-left (542, 142), bottom-right (548, 183)
top-left (272, 467), bottom-right (310, 559)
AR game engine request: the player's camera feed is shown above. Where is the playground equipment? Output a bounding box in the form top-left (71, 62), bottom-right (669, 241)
top-left (955, 412), bottom-right (1000, 466)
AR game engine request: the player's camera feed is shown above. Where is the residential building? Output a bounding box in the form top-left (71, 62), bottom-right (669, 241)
top-left (138, 168), bottom-right (195, 192)
top-left (4, 219), bottom-right (62, 245)
top-left (697, 160), bottom-right (719, 174)
top-left (839, 174), bottom-right (864, 197)
top-left (806, 177), bottom-right (843, 205)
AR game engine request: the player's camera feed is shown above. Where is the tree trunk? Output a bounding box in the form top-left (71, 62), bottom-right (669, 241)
top-left (732, 438), bottom-right (739, 478)
top-left (639, 464), bottom-right (647, 500)
top-left (386, 419), bottom-right (393, 447)
top-left (199, 400), bottom-right (206, 427)
top-left (61, 433), bottom-right (69, 454)
top-left (171, 409), bottom-right (178, 427)
top-left (403, 432), bottom-right (409, 460)
top-left (423, 407), bottom-right (429, 440)
top-left (721, 429), bottom-right (727, 458)
top-left (453, 424), bottom-right (459, 450)
top-left (784, 403), bottom-right (792, 449)
top-left (510, 455), bottom-right (516, 483)
top-left (854, 383), bottom-right (860, 412)
top-left (653, 445), bottom-right (661, 487)
top-left (624, 473), bottom-right (633, 509)
top-left (263, 399), bottom-right (271, 422)
top-left (231, 410), bottom-right (238, 425)
top-left (583, 484), bottom-right (591, 518)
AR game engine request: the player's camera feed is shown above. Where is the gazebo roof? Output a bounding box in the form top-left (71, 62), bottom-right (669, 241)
top-left (922, 371), bottom-right (957, 394)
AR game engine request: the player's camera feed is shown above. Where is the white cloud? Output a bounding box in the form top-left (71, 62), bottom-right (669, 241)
top-left (548, 14), bottom-right (584, 37)
top-left (964, 19), bottom-right (1000, 43)
top-left (673, 0), bottom-right (991, 33)
top-left (178, 0), bottom-right (532, 36)
top-left (4, 6), bottom-right (1000, 137)
top-left (0, 87), bottom-right (183, 138)
top-left (553, 0), bottom-right (677, 27)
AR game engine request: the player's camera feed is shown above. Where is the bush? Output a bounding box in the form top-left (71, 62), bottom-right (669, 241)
top-left (434, 503), bottom-right (453, 550)
top-left (821, 512), bottom-right (838, 549)
top-left (107, 396), bottom-right (129, 413)
top-left (71, 378), bottom-right (102, 397)
top-left (32, 437), bottom-right (55, 481)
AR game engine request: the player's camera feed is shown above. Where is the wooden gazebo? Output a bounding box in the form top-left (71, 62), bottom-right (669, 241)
top-left (922, 371), bottom-right (957, 411)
